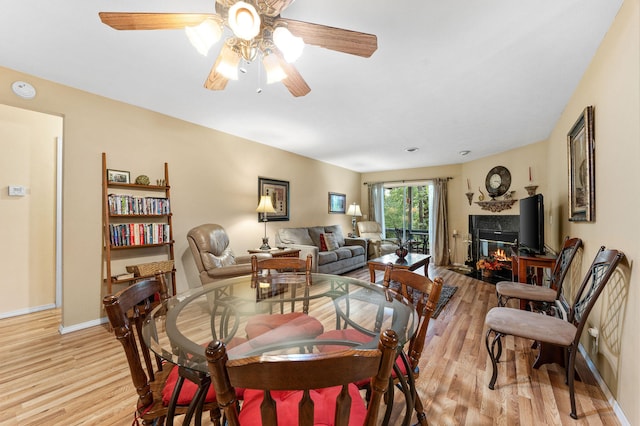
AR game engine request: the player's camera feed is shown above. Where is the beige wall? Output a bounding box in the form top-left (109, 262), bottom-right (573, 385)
top-left (546, 0), bottom-right (639, 422)
top-left (0, 67), bottom-right (361, 329)
top-left (0, 104), bottom-right (60, 315)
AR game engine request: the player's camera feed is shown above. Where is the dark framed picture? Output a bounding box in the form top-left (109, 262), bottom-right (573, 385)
top-left (328, 192), bottom-right (346, 214)
top-left (567, 105), bottom-right (595, 222)
top-left (107, 169), bottom-right (130, 183)
top-left (258, 177), bottom-right (289, 221)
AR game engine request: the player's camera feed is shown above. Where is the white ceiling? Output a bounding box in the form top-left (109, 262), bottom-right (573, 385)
top-left (1, 0), bottom-right (622, 172)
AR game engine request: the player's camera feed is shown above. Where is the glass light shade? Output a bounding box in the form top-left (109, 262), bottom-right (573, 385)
top-left (256, 195), bottom-right (276, 213)
top-left (273, 27), bottom-right (304, 63)
top-left (263, 54), bottom-right (287, 84)
top-left (216, 43), bottom-right (241, 80)
top-left (185, 18), bottom-right (222, 56)
top-left (228, 1), bottom-right (261, 41)
top-left (346, 203), bottom-right (362, 217)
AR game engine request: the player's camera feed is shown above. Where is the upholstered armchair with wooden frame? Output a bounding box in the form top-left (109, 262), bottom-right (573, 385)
top-left (496, 237), bottom-right (582, 311)
top-left (103, 274), bottom-right (221, 425)
top-left (357, 221), bottom-right (399, 259)
top-left (485, 247), bottom-right (624, 419)
top-left (205, 329), bottom-right (399, 426)
top-left (187, 223), bottom-right (271, 286)
top-left (382, 266), bottom-right (444, 426)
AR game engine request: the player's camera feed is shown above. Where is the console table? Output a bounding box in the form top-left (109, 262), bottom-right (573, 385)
top-left (511, 251), bottom-right (557, 309)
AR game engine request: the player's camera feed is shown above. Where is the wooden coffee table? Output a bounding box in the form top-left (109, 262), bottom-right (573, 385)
top-left (247, 248), bottom-right (301, 258)
top-left (367, 252), bottom-right (431, 283)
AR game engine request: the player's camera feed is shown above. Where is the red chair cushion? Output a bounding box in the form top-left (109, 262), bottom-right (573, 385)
top-left (238, 384), bottom-right (367, 425)
top-left (245, 312), bottom-right (324, 347)
top-left (315, 328), bottom-right (371, 353)
top-left (161, 337), bottom-right (247, 405)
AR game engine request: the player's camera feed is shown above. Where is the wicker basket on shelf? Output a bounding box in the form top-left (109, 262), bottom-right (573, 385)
top-left (126, 260), bottom-right (174, 277)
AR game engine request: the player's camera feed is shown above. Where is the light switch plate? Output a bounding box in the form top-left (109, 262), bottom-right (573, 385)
top-left (8, 185), bottom-right (26, 196)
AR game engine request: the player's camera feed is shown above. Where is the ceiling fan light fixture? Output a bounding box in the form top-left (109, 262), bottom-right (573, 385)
top-left (216, 42), bottom-right (242, 80)
top-left (273, 27), bottom-right (304, 63)
top-left (185, 18), bottom-right (222, 56)
top-left (228, 1), bottom-right (261, 41)
top-left (263, 53), bottom-right (287, 84)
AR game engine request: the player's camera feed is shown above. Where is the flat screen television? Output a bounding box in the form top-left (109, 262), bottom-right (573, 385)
top-left (519, 194), bottom-right (544, 254)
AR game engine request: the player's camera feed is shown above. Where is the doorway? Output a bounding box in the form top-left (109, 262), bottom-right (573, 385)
top-left (0, 104), bottom-right (62, 318)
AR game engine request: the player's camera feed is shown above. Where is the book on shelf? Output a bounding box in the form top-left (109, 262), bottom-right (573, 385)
top-left (113, 272), bottom-right (135, 281)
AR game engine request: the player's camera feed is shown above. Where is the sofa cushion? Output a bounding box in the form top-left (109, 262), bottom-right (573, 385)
top-left (307, 226), bottom-right (326, 248)
top-left (323, 233), bottom-right (340, 251)
top-left (278, 228), bottom-right (314, 246)
top-left (344, 245), bottom-right (366, 257)
top-left (319, 234), bottom-right (328, 251)
top-left (324, 225), bottom-right (345, 246)
top-left (317, 250), bottom-right (338, 266)
top-left (333, 247), bottom-right (352, 260)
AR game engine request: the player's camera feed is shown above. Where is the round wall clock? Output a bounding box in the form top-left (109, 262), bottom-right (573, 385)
top-left (485, 166), bottom-right (511, 197)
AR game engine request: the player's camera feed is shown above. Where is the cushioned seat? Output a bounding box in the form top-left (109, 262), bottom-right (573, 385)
top-left (245, 312), bottom-right (325, 347)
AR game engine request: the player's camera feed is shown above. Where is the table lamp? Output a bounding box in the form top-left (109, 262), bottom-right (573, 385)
top-left (346, 203), bottom-right (362, 236)
top-left (256, 195), bottom-right (277, 250)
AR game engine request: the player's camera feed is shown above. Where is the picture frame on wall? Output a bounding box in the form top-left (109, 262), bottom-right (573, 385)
top-left (328, 192), bottom-right (346, 214)
top-left (107, 169), bottom-right (130, 183)
top-left (258, 177), bottom-right (289, 221)
top-left (567, 105), bottom-right (595, 222)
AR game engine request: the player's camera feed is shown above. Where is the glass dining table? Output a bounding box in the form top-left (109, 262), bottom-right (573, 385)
top-left (143, 272), bottom-right (419, 424)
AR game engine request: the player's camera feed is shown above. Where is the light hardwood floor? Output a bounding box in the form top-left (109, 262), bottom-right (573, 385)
top-left (0, 266), bottom-right (619, 425)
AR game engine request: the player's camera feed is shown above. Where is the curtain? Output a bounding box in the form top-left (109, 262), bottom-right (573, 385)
top-left (368, 183), bottom-right (385, 236)
top-left (430, 178), bottom-right (450, 266)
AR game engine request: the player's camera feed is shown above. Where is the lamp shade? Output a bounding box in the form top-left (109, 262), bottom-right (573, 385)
top-left (228, 1), bottom-right (261, 41)
top-left (185, 17), bottom-right (222, 56)
top-left (256, 195), bottom-right (276, 213)
top-left (346, 203), bottom-right (362, 217)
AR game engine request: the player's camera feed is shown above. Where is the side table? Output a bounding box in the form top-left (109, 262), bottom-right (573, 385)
top-left (247, 248), bottom-right (301, 258)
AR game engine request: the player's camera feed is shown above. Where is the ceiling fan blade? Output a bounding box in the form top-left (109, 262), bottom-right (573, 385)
top-left (204, 45), bottom-right (232, 91)
top-left (275, 52), bottom-right (311, 97)
top-left (278, 18), bottom-right (377, 58)
top-left (99, 12), bottom-right (217, 30)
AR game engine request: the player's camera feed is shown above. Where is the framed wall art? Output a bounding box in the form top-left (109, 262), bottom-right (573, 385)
top-left (258, 177), bottom-right (289, 221)
top-left (567, 105), bottom-right (595, 222)
top-left (107, 169), bottom-right (130, 183)
top-left (328, 192), bottom-right (346, 214)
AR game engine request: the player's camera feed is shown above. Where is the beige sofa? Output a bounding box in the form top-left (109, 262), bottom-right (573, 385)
top-left (274, 225), bottom-right (367, 274)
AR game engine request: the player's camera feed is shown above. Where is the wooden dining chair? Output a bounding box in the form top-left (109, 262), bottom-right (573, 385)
top-left (485, 248), bottom-right (624, 419)
top-left (496, 237), bottom-right (582, 311)
top-left (382, 266), bottom-right (444, 426)
top-left (205, 329), bottom-right (399, 426)
top-left (245, 255), bottom-right (324, 347)
top-left (103, 275), bottom-right (221, 426)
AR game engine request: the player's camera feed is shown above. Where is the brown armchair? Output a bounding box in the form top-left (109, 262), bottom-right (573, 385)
top-left (187, 224), bottom-right (270, 285)
top-left (357, 221), bottom-right (398, 259)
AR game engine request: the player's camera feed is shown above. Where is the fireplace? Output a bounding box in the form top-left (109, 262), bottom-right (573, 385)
top-left (467, 215), bottom-right (519, 280)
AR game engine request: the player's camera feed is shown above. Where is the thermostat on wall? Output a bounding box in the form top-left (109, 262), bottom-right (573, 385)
top-left (8, 185), bottom-right (26, 196)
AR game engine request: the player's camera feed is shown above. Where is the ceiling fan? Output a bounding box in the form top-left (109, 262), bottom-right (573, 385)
top-left (99, 0), bottom-right (378, 97)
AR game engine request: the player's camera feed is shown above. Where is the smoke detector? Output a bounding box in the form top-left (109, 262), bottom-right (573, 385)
top-left (11, 81), bottom-right (36, 99)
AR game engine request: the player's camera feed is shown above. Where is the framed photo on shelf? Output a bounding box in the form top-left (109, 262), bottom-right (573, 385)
top-left (258, 177), bottom-right (289, 221)
top-left (107, 169), bottom-right (130, 183)
top-left (567, 105), bottom-right (595, 222)
top-left (328, 192), bottom-right (346, 214)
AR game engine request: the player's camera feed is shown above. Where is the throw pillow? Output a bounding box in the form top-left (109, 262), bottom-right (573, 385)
top-left (319, 233), bottom-right (328, 251)
top-left (324, 233), bottom-right (340, 251)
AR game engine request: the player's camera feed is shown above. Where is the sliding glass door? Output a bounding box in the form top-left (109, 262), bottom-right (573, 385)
top-left (382, 182), bottom-right (431, 252)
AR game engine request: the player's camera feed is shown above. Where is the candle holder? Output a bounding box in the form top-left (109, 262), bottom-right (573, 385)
top-left (525, 185), bottom-right (538, 196)
top-left (465, 192), bottom-right (474, 205)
